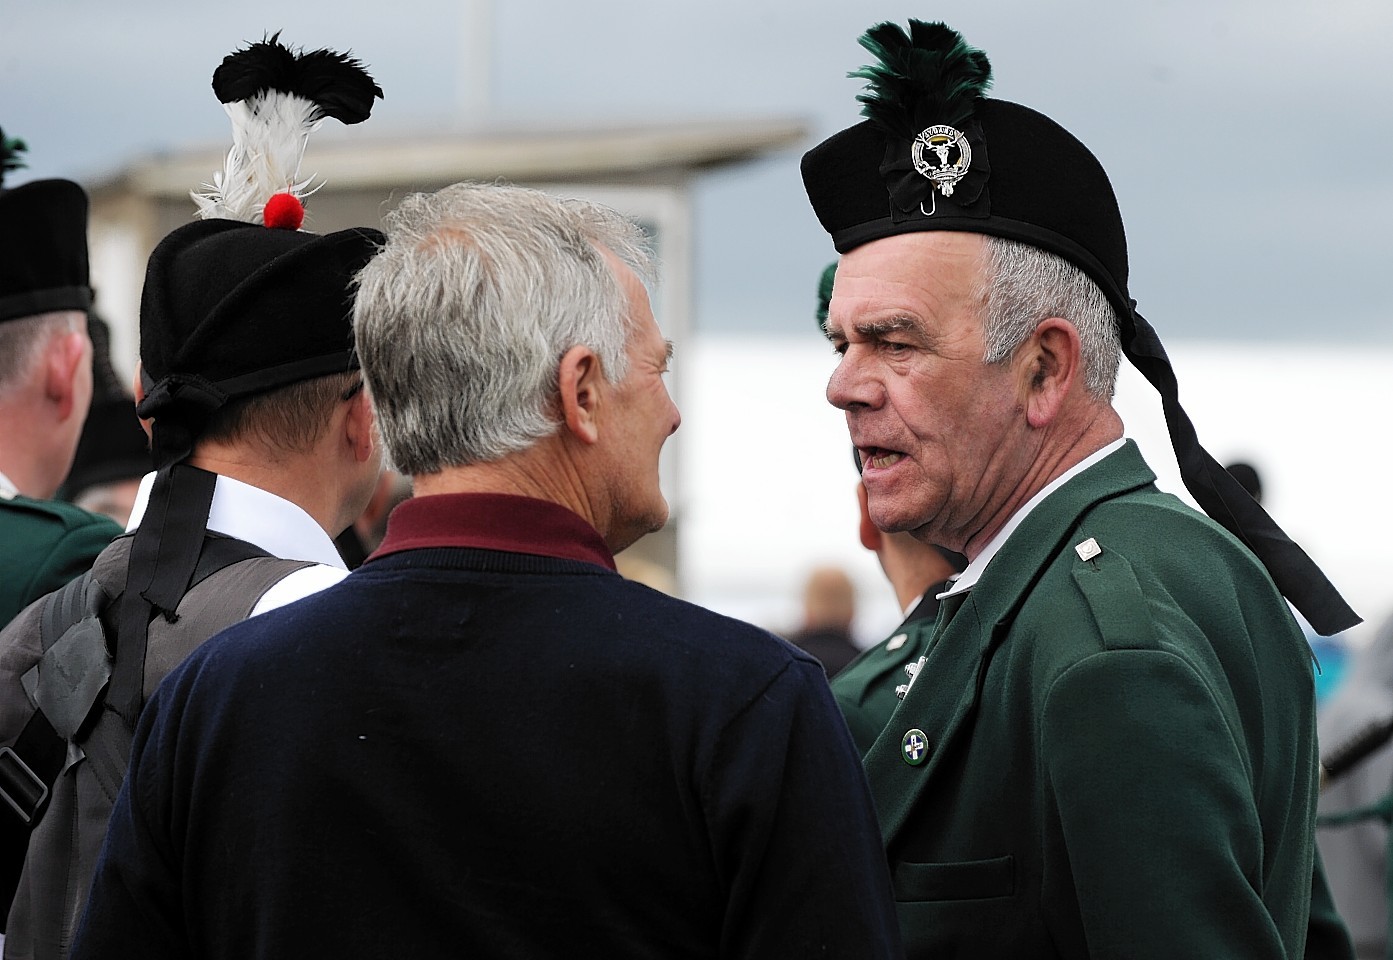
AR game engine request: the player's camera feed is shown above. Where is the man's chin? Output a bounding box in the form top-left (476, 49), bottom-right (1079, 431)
top-left (867, 504), bottom-right (918, 536)
top-left (607, 503), bottom-right (669, 556)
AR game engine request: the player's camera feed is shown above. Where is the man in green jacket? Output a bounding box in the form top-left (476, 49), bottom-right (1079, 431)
top-left (0, 131), bottom-right (121, 628)
top-left (801, 19), bottom-right (1359, 958)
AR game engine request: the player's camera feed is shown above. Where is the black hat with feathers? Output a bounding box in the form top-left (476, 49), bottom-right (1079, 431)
top-left (108, 36), bottom-right (387, 731)
top-left (139, 33), bottom-right (386, 469)
top-left (801, 19), bottom-right (1358, 636)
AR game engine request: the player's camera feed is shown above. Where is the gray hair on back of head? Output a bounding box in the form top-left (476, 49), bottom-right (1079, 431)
top-left (0, 311), bottom-right (86, 396)
top-left (353, 181), bottom-right (654, 476)
top-left (978, 236), bottom-right (1121, 400)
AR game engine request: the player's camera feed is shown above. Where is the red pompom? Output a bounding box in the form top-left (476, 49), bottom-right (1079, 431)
top-left (263, 192), bottom-right (305, 230)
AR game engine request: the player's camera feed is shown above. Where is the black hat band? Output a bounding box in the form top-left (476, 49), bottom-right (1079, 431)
top-left (0, 285), bottom-right (92, 324)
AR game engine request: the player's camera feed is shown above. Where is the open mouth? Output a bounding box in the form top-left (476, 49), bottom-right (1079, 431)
top-left (861, 447), bottom-right (905, 469)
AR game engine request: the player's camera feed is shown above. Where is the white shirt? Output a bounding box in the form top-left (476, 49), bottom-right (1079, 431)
top-left (126, 472), bottom-right (348, 617)
top-left (0, 468), bottom-right (16, 500)
top-left (940, 438), bottom-right (1126, 600)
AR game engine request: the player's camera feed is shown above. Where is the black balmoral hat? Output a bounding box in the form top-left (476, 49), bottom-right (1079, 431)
top-left (802, 19), bottom-right (1358, 635)
top-left (0, 129), bottom-right (92, 323)
top-left (136, 219), bottom-right (382, 466)
top-left (134, 33), bottom-right (384, 469)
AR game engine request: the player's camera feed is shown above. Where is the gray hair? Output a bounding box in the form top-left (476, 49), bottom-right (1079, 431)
top-left (0, 311), bottom-right (86, 396)
top-left (353, 182), bottom-right (654, 475)
top-left (978, 236), bottom-right (1121, 400)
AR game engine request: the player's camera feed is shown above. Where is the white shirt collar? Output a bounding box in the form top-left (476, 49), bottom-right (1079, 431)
top-left (901, 591), bottom-right (924, 619)
top-left (940, 438), bottom-right (1126, 599)
top-left (0, 468), bottom-right (16, 500)
top-left (126, 471), bottom-right (346, 570)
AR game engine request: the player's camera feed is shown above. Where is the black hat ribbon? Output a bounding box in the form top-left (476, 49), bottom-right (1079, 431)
top-left (136, 373), bottom-right (228, 469)
top-left (108, 464), bottom-right (218, 726)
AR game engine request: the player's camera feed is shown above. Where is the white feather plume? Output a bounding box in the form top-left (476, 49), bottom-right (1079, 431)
top-left (191, 92), bottom-right (324, 223)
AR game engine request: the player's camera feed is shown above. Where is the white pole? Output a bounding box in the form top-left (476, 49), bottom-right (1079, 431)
top-left (458, 0), bottom-right (494, 120)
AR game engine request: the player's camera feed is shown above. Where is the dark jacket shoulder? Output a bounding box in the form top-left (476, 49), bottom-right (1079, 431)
top-left (0, 495), bottom-right (122, 624)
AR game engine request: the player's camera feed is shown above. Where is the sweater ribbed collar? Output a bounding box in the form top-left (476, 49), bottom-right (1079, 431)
top-left (370, 492), bottom-right (616, 571)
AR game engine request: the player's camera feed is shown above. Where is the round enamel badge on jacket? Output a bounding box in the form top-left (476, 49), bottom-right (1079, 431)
top-left (901, 728), bottom-right (929, 766)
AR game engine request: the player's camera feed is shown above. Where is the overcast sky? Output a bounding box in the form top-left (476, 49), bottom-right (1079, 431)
top-left (4, 0), bottom-right (1391, 341)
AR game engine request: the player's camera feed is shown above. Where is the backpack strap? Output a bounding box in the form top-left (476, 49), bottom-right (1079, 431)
top-left (0, 571), bottom-right (107, 827)
top-left (0, 533), bottom-right (277, 829)
top-left (85, 533), bottom-right (288, 807)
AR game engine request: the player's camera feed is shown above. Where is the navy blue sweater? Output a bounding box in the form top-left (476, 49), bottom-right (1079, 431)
top-left (72, 494), bottom-right (900, 959)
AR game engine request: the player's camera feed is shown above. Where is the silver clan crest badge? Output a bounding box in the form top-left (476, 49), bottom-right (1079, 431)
top-left (911, 124), bottom-right (972, 197)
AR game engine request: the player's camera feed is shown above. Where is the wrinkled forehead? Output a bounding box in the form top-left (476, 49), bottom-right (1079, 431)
top-left (827, 231), bottom-right (989, 334)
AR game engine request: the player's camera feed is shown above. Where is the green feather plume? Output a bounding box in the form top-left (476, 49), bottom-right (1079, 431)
top-left (0, 127), bottom-right (28, 187)
top-left (816, 261), bottom-right (837, 332)
top-left (849, 20), bottom-right (992, 138)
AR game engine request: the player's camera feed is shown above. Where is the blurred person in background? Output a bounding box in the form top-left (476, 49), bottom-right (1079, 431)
top-left (1316, 613), bottom-right (1393, 959)
top-left (0, 130), bottom-right (121, 630)
top-left (786, 564), bottom-right (861, 677)
top-left (1225, 459), bottom-right (1351, 705)
top-left (55, 313), bottom-right (152, 528)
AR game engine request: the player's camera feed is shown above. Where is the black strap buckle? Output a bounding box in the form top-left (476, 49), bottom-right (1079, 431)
top-left (0, 745), bottom-right (49, 825)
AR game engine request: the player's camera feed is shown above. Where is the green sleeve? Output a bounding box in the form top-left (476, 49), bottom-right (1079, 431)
top-left (1306, 848), bottom-right (1356, 960)
top-left (1041, 649), bottom-right (1299, 958)
top-left (24, 515), bottom-right (122, 606)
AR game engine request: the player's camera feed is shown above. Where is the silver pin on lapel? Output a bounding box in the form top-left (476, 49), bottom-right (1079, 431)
top-left (1075, 537), bottom-right (1102, 562)
top-left (895, 655), bottom-right (928, 700)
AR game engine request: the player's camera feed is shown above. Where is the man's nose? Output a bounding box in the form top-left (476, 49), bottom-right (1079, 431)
top-left (826, 349), bottom-right (881, 411)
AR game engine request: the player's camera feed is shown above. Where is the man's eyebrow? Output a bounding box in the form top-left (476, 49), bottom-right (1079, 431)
top-left (664, 340), bottom-right (675, 363)
top-left (826, 315), bottom-right (924, 341)
top-left (855, 316), bottom-right (921, 338)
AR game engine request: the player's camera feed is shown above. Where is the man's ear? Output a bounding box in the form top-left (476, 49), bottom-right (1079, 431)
top-left (557, 345), bottom-right (603, 445)
top-left (45, 329), bottom-right (88, 421)
top-left (856, 480), bottom-right (883, 552)
top-left (1023, 318), bottom-right (1082, 429)
top-left (344, 387), bottom-right (377, 464)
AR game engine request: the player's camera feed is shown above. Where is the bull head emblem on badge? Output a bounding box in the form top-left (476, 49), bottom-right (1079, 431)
top-left (911, 124), bottom-right (972, 197)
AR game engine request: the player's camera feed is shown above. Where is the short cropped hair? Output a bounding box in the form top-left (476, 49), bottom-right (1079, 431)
top-left (0, 311), bottom-right (86, 395)
top-left (354, 181), bottom-right (653, 476)
top-left (978, 237), bottom-right (1121, 400)
top-left (199, 371), bottom-right (360, 457)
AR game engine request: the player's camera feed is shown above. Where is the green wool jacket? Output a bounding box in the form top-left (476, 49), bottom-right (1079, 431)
top-left (866, 441), bottom-right (1320, 959)
top-left (0, 493), bottom-right (122, 626)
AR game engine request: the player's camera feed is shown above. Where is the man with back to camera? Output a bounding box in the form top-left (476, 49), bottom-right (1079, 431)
top-left (0, 37), bottom-right (387, 959)
top-left (801, 19), bottom-right (1359, 957)
top-left (70, 181), bottom-right (903, 960)
top-left (0, 130), bottom-right (122, 629)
